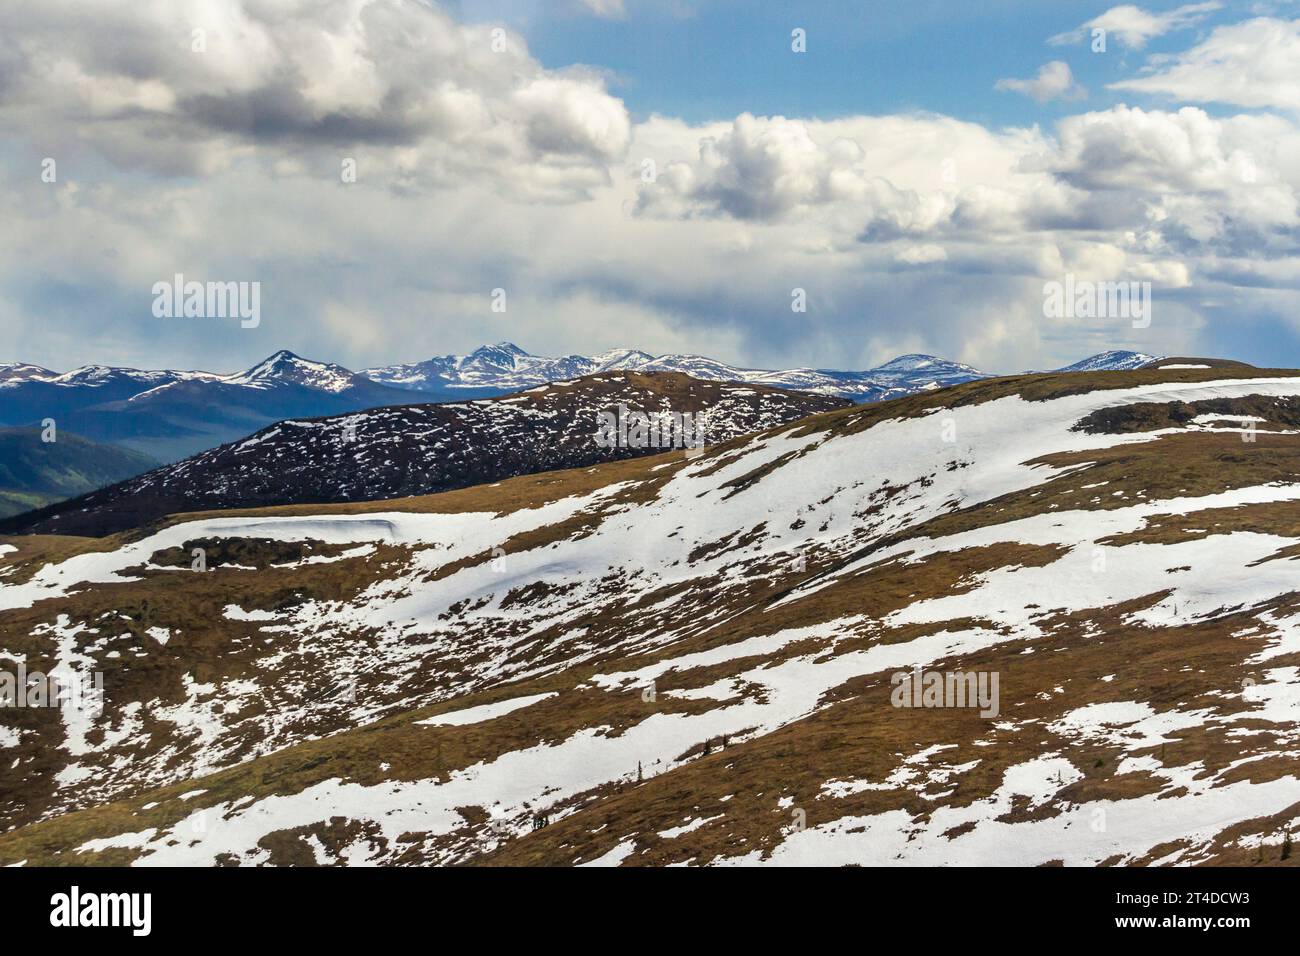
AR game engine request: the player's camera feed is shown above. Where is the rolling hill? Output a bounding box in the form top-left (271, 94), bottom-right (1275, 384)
top-left (3, 361), bottom-right (1300, 865)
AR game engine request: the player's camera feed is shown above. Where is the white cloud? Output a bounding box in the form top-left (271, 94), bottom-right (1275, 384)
top-left (0, 0), bottom-right (631, 201)
top-left (1110, 16), bottom-right (1300, 112)
top-left (634, 113), bottom-right (874, 221)
top-left (896, 244), bottom-right (948, 265)
top-left (578, 0), bottom-right (627, 18)
top-left (633, 112), bottom-right (1049, 231)
top-left (1048, 106), bottom-right (1276, 192)
top-left (995, 61), bottom-right (1087, 103)
top-left (1042, 105), bottom-right (1300, 249)
top-left (630, 103), bottom-right (1300, 260)
top-left (1049, 3), bottom-right (1221, 50)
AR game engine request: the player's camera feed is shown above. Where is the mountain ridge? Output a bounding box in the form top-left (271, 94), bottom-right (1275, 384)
top-left (363, 342), bottom-right (1004, 400)
top-left (0, 350), bottom-right (460, 465)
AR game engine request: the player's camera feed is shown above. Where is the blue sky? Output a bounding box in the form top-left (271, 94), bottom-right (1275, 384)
top-left (492, 0), bottom-right (1243, 122)
top-left (2, 0), bottom-right (1300, 374)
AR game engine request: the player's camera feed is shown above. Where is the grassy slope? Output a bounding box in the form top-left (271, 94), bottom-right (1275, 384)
top-left (0, 428), bottom-right (156, 519)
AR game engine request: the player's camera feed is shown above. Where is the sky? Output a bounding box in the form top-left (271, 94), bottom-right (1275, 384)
top-left (2, 0), bottom-right (1300, 374)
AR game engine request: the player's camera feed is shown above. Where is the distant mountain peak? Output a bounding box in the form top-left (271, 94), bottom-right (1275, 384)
top-left (591, 347), bottom-right (655, 367)
top-left (873, 353), bottom-right (942, 371)
top-left (0, 362), bottom-right (59, 385)
top-left (472, 342), bottom-right (526, 356)
top-left (227, 350), bottom-right (358, 393)
top-left (1054, 350), bottom-right (1160, 373)
top-left (462, 343), bottom-right (532, 372)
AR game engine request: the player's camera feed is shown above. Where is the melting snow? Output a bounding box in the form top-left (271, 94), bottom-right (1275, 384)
top-left (416, 692), bottom-right (556, 727)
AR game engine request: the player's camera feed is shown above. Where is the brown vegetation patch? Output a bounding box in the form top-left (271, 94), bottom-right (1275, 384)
top-left (1075, 395), bottom-right (1300, 435)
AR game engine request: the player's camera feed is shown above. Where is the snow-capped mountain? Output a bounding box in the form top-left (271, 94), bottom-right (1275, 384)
top-left (363, 343), bottom-right (628, 392)
top-left (0, 362), bottom-right (212, 391)
top-left (365, 343), bottom-right (1162, 401)
top-left (212, 350), bottom-right (363, 394)
top-left (2, 351), bottom-right (378, 397)
top-left (0, 350), bottom-right (444, 464)
top-left (1, 344), bottom-right (1160, 409)
top-left (363, 342), bottom-right (991, 401)
top-left (0, 363), bottom-right (58, 384)
top-left (3, 373), bottom-right (849, 537)
top-left (4, 360), bottom-right (1300, 867)
top-left (1053, 350), bottom-right (1158, 373)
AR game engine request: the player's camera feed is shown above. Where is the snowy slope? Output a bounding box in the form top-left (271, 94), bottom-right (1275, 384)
top-left (3, 363), bottom-right (1300, 867)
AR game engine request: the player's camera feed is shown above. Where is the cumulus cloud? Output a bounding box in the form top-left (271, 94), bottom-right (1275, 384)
top-left (1041, 105), bottom-right (1300, 250)
top-left (620, 101), bottom-right (1300, 362)
top-left (633, 112), bottom-right (1051, 232)
top-left (995, 61), bottom-right (1087, 102)
top-left (1110, 16), bottom-right (1300, 112)
top-left (1049, 2), bottom-right (1221, 50)
top-left (633, 113), bottom-right (876, 221)
top-left (631, 105), bottom-right (1291, 255)
top-left (1048, 106), bottom-right (1268, 192)
top-left (0, 0), bottom-right (631, 200)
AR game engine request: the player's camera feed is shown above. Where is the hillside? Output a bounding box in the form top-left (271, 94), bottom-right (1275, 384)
top-left (2, 361), bottom-right (1300, 866)
top-left (0, 372), bottom-right (848, 537)
top-left (0, 428), bottom-right (156, 519)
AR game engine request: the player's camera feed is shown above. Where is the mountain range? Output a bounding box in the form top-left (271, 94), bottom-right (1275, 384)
top-left (0, 343), bottom-right (1158, 461)
top-left (363, 342), bottom-right (1158, 400)
top-left (3, 358), bottom-right (1299, 866)
top-left (0, 344), bottom-right (1157, 523)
